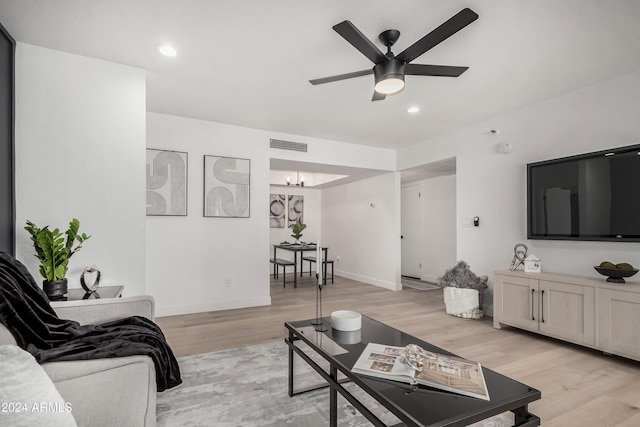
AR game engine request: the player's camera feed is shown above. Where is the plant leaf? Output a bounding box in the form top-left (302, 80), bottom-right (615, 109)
top-left (25, 218), bottom-right (91, 281)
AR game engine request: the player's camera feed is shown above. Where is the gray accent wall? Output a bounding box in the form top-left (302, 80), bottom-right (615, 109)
top-left (0, 22), bottom-right (14, 255)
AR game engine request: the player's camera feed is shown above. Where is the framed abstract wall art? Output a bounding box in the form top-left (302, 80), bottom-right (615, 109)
top-left (288, 195), bottom-right (304, 227)
top-left (204, 155), bottom-right (250, 218)
top-left (270, 194), bottom-right (286, 228)
top-left (146, 149), bottom-right (188, 216)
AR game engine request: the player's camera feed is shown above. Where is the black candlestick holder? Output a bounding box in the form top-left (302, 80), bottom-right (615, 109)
top-left (310, 273), bottom-right (327, 331)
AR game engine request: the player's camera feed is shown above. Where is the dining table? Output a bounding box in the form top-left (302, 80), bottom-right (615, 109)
top-left (273, 243), bottom-right (329, 288)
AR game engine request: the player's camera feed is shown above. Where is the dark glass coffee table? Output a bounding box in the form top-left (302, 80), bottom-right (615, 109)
top-left (285, 315), bottom-right (540, 427)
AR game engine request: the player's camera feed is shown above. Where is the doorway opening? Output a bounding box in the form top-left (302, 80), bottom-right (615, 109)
top-left (400, 158), bottom-right (457, 284)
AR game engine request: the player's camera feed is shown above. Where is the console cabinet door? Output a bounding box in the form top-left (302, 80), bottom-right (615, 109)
top-left (494, 274), bottom-right (538, 331)
top-left (598, 288), bottom-right (640, 360)
top-left (538, 281), bottom-right (595, 345)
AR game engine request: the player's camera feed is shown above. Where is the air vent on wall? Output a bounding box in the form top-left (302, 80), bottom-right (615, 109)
top-left (269, 139), bottom-right (307, 152)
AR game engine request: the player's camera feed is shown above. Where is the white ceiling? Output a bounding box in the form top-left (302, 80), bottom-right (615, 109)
top-left (2, 0), bottom-right (640, 181)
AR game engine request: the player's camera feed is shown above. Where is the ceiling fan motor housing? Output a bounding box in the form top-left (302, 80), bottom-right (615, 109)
top-left (374, 59), bottom-right (405, 94)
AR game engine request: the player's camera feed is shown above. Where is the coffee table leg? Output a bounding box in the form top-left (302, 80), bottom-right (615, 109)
top-left (330, 365), bottom-right (338, 427)
top-left (512, 405), bottom-right (540, 426)
top-left (288, 330), bottom-right (294, 397)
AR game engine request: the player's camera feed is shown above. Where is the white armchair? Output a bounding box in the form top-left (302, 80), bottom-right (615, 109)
top-left (0, 295), bottom-right (158, 427)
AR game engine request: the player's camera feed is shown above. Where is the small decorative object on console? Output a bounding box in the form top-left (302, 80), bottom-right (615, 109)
top-left (80, 265), bottom-right (101, 293)
top-left (594, 261), bottom-right (638, 283)
top-left (509, 243), bottom-right (528, 271)
top-left (524, 254), bottom-right (541, 273)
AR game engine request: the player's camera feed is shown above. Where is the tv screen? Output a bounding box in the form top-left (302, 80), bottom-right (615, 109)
top-left (527, 144), bottom-right (640, 242)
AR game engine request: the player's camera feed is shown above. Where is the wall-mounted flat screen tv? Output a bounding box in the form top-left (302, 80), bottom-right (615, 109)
top-left (527, 144), bottom-right (640, 242)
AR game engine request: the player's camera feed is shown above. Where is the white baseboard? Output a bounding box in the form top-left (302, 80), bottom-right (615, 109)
top-left (156, 296), bottom-right (272, 317)
top-left (335, 270), bottom-right (399, 291)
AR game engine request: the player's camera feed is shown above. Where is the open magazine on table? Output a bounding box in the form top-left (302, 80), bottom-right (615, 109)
top-left (351, 343), bottom-right (490, 401)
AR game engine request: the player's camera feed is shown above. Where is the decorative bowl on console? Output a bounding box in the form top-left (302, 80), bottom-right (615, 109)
top-left (594, 267), bottom-right (639, 283)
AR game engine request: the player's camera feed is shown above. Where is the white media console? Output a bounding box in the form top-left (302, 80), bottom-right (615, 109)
top-left (494, 269), bottom-right (640, 361)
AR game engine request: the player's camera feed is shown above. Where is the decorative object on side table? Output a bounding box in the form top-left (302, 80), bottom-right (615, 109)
top-left (594, 261), bottom-right (638, 283)
top-left (24, 218), bottom-right (91, 300)
top-left (80, 265), bottom-right (101, 295)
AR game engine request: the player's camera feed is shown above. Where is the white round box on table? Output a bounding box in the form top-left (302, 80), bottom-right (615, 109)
top-left (331, 310), bottom-right (362, 331)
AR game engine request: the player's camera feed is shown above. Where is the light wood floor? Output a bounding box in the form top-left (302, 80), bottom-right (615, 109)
top-left (156, 274), bottom-right (640, 426)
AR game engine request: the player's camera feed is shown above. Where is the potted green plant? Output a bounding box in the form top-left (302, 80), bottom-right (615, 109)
top-left (24, 218), bottom-right (91, 300)
top-left (291, 222), bottom-right (306, 244)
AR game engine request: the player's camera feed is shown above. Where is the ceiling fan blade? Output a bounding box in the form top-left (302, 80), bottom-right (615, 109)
top-left (396, 8), bottom-right (478, 63)
top-left (333, 20), bottom-right (387, 64)
top-left (309, 69), bottom-right (372, 85)
top-left (372, 91), bottom-right (386, 101)
top-left (405, 63), bottom-right (468, 77)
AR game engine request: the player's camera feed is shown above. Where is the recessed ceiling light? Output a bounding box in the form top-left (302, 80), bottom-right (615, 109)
top-left (407, 106), bottom-right (420, 114)
top-left (157, 44), bottom-right (177, 57)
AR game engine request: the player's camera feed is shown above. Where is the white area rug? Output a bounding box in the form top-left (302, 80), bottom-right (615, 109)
top-left (157, 341), bottom-right (513, 426)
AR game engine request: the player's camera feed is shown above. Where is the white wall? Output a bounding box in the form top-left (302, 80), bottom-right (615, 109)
top-left (14, 43), bottom-right (147, 295)
top-left (147, 113), bottom-right (398, 316)
top-left (323, 172), bottom-right (401, 290)
top-left (398, 69), bottom-right (640, 314)
top-left (420, 174), bottom-right (457, 283)
top-left (269, 185), bottom-right (321, 273)
top-left (146, 113), bottom-right (271, 316)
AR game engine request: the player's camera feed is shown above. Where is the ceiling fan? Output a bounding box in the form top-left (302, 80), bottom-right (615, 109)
top-left (309, 8), bottom-right (478, 101)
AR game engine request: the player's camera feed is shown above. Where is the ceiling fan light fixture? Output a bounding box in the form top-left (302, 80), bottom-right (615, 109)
top-left (375, 77), bottom-right (404, 95)
top-left (374, 60), bottom-right (405, 95)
